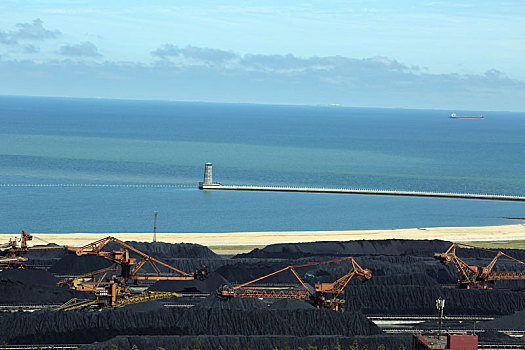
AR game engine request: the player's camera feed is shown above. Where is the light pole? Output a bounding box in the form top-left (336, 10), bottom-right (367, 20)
top-left (436, 297), bottom-right (445, 337)
top-left (153, 211), bottom-right (158, 242)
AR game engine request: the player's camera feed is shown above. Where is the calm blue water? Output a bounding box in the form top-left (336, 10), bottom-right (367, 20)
top-left (1, 96), bottom-right (524, 233)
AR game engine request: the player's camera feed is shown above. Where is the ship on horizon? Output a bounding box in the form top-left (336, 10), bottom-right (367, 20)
top-left (450, 113), bottom-right (484, 119)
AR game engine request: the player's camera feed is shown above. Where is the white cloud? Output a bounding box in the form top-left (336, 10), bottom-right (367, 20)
top-left (59, 42), bottom-right (101, 57)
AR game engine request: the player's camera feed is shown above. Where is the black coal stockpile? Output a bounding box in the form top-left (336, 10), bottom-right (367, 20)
top-left (0, 306), bottom-right (381, 345)
top-left (47, 241), bottom-right (222, 274)
top-left (24, 244), bottom-right (67, 267)
top-left (268, 298), bottom-right (317, 310)
top-left (48, 254), bottom-right (113, 274)
top-left (236, 239), bottom-right (525, 260)
top-left (236, 239), bottom-right (454, 259)
top-left (120, 241), bottom-right (220, 259)
top-left (0, 269), bottom-right (87, 304)
top-left (478, 310), bottom-right (525, 330)
top-left (85, 334), bottom-right (411, 350)
top-left (149, 272), bottom-right (230, 293)
top-left (2, 238), bottom-right (525, 347)
top-left (193, 295), bottom-right (268, 310)
top-left (345, 284), bottom-right (525, 315)
top-left (478, 331), bottom-right (525, 344)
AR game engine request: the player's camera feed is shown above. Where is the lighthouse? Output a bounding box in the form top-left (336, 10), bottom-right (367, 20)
top-left (199, 162), bottom-right (220, 189)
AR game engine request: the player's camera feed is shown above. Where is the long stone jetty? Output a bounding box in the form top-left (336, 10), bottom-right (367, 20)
top-left (198, 163), bottom-right (525, 202)
top-left (199, 184), bottom-right (525, 202)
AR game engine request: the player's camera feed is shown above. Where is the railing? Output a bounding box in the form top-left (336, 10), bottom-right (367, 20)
top-left (201, 184), bottom-right (525, 202)
top-left (367, 315), bottom-right (496, 321)
top-left (384, 328), bottom-right (525, 335)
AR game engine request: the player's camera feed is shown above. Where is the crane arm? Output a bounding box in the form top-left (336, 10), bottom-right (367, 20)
top-left (435, 242), bottom-right (525, 288)
top-left (220, 256), bottom-right (371, 311)
top-left (104, 237), bottom-right (194, 277)
top-left (57, 267), bottom-right (119, 288)
top-left (314, 258), bottom-right (372, 298)
top-left (66, 236), bottom-right (195, 278)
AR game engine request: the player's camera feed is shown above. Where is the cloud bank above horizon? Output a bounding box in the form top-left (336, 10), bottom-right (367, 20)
top-left (2, 42), bottom-right (523, 111)
top-left (1, 5), bottom-right (524, 112)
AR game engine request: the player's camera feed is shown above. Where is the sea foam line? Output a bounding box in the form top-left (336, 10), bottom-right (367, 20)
top-left (0, 184), bottom-right (196, 188)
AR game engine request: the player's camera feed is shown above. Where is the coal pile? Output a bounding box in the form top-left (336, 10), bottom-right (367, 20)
top-left (236, 239), bottom-right (525, 261)
top-left (111, 300), bottom-right (165, 313)
top-left (236, 239), bottom-right (454, 259)
top-left (478, 310), bottom-right (525, 330)
top-left (24, 244), bottom-right (67, 267)
top-left (0, 306), bottom-right (382, 345)
top-left (43, 241), bottom-right (222, 274)
top-left (148, 271), bottom-right (230, 293)
top-left (2, 238), bottom-right (525, 347)
top-left (345, 284), bottom-right (525, 315)
top-left (193, 295), bottom-right (268, 310)
top-left (0, 269), bottom-right (87, 304)
top-left (121, 241), bottom-right (220, 259)
top-left (48, 254), bottom-right (112, 274)
top-left (478, 331), bottom-right (524, 344)
top-left (85, 334), bottom-right (411, 350)
top-left (268, 298), bottom-right (316, 310)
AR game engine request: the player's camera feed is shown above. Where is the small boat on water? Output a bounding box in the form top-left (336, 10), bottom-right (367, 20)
top-left (450, 113), bottom-right (484, 119)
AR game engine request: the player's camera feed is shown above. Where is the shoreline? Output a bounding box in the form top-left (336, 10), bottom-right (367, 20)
top-left (2, 224), bottom-right (524, 250)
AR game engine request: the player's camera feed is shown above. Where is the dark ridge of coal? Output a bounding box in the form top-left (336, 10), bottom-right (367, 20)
top-left (215, 260), bottom-right (301, 285)
top-left (215, 257), bottom-right (445, 286)
top-left (268, 298), bottom-right (316, 310)
top-left (111, 301), bottom-right (165, 313)
top-left (236, 239), bottom-right (525, 261)
top-left (160, 257), bottom-right (231, 274)
top-left (0, 307), bottom-right (382, 345)
top-left (148, 272), bottom-right (230, 293)
top-left (193, 295), bottom-right (268, 310)
top-left (24, 244), bottom-right (67, 258)
top-left (478, 331), bottom-right (524, 344)
top-left (0, 269), bottom-right (89, 304)
top-left (84, 334), bottom-right (411, 350)
top-left (1, 244), bottom-right (66, 268)
top-left (0, 269), bottom-right (59, 285)
top-left (217, 254), bottom-right (524, 290)
top-left (345, 285), bottom-right (525, 315)
top-left (235, 239), bottom-right (454, 259)
top-left (478, 310), bottom-right (525, 329)
top-left (479, 331), bottom-right (525, 346)
top-left (48, 254), bottom-right (113, 274)
top-left (113, 241), bottom-right (221, 259)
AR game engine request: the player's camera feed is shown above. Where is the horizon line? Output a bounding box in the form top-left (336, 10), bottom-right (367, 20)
top-left (0, 93), bottom-right (523, 114)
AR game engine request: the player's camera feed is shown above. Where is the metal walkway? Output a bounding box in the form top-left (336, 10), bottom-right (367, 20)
top-left (201, 184), bottom-right (525, 202)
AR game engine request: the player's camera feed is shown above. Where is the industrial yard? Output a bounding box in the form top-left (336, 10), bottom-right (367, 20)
top-left (1, 231), bottom-right (525, 349)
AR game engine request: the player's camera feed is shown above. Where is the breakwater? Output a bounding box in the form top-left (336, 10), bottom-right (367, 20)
top-left (199, 184), bottom-right (525, 202)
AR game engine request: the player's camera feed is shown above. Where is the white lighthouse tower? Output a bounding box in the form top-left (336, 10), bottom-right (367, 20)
top-left (199, 162), bottom-right (220, 189)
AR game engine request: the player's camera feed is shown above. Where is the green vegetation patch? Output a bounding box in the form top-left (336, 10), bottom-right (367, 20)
top-left (458, 240), bottom-right (525, 250)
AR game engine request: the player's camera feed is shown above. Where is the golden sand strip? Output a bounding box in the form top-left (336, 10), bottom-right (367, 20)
top-left (1, 224), bottom-right (524, 248)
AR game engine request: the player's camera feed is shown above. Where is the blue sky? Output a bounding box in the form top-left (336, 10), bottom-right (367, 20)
top-left (1, 1), bottom-right (524, 111)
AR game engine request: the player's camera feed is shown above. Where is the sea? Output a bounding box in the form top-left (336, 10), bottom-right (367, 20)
top-left (1, 95), bottom-right (524, 234)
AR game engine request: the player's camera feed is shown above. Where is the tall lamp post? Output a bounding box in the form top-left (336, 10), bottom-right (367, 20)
top-left (153, 211), bottom-right (158, 242)
top-left (436, 296), bottom-right (445, 337)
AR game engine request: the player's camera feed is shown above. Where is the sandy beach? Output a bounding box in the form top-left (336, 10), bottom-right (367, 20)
top-left (2, 223), bottom-right (524, 249)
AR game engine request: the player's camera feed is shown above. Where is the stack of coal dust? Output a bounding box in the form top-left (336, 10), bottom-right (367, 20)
top-left (24, 243), bottom-right (68, 268)
top-left (478, 310), bottom-right (525, 330)
top-left (47, 241), bottom-right (222, 275)
top-left (85, 334), bottom-right (411, 350)
top-left (235, 239), bottom-right (455, 259)
top-left (227, 240), bottom-right (525, 316)
top-left (149, 271), bottom-right (230, 293)
top-left (0, 269), bottom-right (88, 304)
top-left (0, 301), bottom-right (382, 345)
